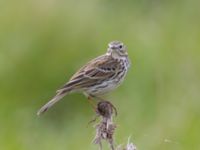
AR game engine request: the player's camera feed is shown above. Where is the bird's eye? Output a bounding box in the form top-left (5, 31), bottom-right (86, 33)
top-left (119, 45), bottom-right (123, 49)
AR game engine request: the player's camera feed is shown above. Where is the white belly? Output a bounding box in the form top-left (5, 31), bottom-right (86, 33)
top-left (85, 70), bottom-right (127, 96)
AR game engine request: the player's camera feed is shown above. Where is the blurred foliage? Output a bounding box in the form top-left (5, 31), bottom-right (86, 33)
top-left (0, 0), bottom-right (200, 150)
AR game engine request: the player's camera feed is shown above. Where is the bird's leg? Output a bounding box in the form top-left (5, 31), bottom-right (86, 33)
top-left (87, 96), bottom-right (97, 111)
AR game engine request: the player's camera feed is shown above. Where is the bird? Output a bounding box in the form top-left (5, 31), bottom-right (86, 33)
top-left (37, 41), bottom-right (131, 116)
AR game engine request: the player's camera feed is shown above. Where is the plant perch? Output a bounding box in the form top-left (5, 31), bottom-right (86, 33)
top-left (91, 101), bottom-right (137, 150)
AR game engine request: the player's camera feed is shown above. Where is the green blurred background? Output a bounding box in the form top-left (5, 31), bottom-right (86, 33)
top-left (0, 0), bottom-right (200, 150)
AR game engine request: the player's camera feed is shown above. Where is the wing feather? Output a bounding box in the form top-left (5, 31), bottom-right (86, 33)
top-left (57, 54), bottom-right (119, 93)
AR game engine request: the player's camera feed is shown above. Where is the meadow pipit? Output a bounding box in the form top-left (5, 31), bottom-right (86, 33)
top-left (37, 41), bottom-right (130, 115)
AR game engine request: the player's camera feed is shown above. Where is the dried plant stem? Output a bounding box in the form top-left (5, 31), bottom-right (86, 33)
top-left (91, 101), bottom-right (137, 150)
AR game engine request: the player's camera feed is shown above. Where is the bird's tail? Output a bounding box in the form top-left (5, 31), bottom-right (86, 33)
top-left (37, 91), bottom-right (68, 116)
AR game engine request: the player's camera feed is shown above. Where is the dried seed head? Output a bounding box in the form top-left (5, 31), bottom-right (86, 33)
top-left (93, 101), bottom-right (117, 150)
top-left (97, 101), bottom-right (113, 118)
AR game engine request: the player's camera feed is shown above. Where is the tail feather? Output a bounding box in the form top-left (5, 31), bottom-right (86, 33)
top-left (37, 92), bottom-right (67, 116)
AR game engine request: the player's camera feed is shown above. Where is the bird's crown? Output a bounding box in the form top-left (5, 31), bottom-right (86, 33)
top-left (107, 41), bottom-right (127, 57)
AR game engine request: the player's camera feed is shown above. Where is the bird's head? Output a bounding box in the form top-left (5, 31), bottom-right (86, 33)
top-left (106, 41), bottom-right (128, 58)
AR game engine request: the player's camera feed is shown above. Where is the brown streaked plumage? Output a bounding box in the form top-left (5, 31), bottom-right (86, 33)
top-left (37, 41), bottom-right (130, 115)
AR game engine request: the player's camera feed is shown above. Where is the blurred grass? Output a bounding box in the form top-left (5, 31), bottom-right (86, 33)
top-left (0, 0), bottom-right (200, 150)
